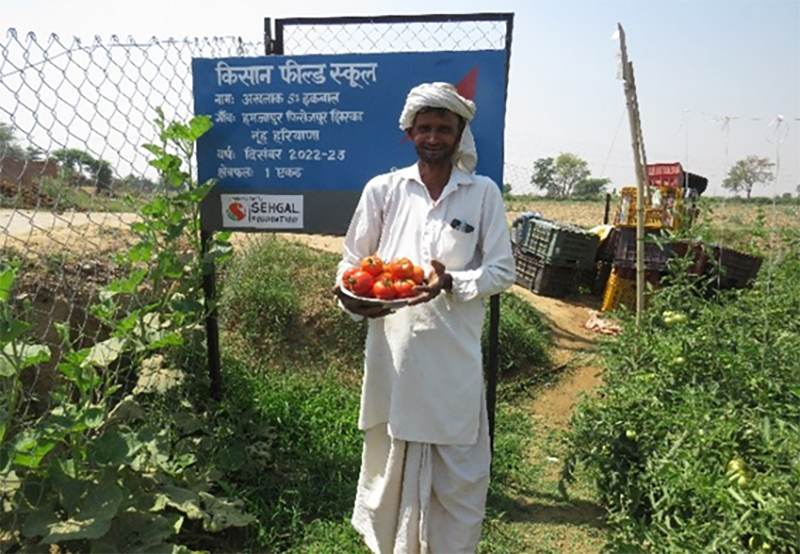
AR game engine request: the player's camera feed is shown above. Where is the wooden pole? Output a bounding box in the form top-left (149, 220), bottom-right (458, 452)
top-left (617, 23), bottom-right (647, 326)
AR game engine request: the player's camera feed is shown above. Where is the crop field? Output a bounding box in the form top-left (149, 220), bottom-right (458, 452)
top-left (1, 193), bottom-right (798, 554)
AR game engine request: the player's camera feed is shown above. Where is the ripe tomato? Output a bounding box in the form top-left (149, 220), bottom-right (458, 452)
top-left (360, 255), bottom-right (384, 277)
top-left (411, 265), bottom-right (425, 286)
top-left (344, 270), bottom-right (374, 297)
top-left (393, 278), bottom-right (417, 299)
top-left (372, 277), bottom-right (396, 300)
top-left (341, 267), bottom-right (359, 290)
top-left (389, 257), bottom-right (414, 280)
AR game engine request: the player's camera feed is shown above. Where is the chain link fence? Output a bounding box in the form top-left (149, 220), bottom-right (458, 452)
top-left (1, 30), bottom-right (263, 393)
top-left (1, 32), bottom-right (266, 548)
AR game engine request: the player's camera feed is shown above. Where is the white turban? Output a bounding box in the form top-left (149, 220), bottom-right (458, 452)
top-left (398, 82), bottom-right (478, 173)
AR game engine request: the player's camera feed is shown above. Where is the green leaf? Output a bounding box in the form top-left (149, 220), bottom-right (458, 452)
top-left (87, 429), bottom-right (134, 466)
top-left (106, 269), bottom-right (148, 295)
top-left (727, 486), bottom-right (750, 506)
top-left (0, 467), bottom-right (19, 495)
top-left (199, 491), bottom-right (256, 529)
top-left (106, 395), bottom-right (146, 425)
top-left (89, 512), bottom-right (185, 554)
top-left (115, 310), bottom-right (143, 334)
top-left (175, 180), bottom-right (213, 203)
top-left (83, 337), bottom-right (126, 368)
top-left (12, 429), bottom-right (59, 469)
top-left (0, 265), bottom-right (15, 303)
top-left (58, 355), bottom-right (101, 392)
top-left (0, 318), bottom-right (32, 346)
top-left (43, 516), bottom-right (113, 543)
top-left (134, 355), bottom-right (185, 394)
top-left (157, 485), bottom-right (204, 519)
top-left (80, 406), bottom-right (106, 429)
top-left (141, 143), bottom-right (166, 157)
top-left (166, 121), bottom-right (192, 141)
top-left (21, 503), bottom-right (62, 538)
top-left (0, 343), bottom-right (50, 376)
top-left (52, 467), bottom-right (89, 515)
top-left (188, 115), bottom-right (213, 139)
top-left (127, 242), bottom-right (154, 263)
top-left (142, 197), bottom-right (169, 218)
top-left (148, 331), bottom-right (184, 351)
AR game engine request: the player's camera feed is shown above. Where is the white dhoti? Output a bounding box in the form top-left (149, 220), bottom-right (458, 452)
top-left (351, 396), bottom-right (491, 554)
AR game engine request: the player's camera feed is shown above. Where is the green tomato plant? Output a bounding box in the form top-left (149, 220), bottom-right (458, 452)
top-left (0, 110), bottom-right (250, 553)
top-left (560, 228), bottom-right (800, 553)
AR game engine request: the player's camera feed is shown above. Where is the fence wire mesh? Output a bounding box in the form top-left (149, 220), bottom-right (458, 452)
top-left (1, 30), bottom-right (266, 549)
top-left (277, 18), bottom-right (508, 54)
top-left (1, 31), bottom-right (262, 340)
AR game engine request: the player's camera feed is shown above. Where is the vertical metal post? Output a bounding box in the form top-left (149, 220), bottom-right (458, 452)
top-left (264, 18), bottom-right (273, 55)
top-left (604, 192), bottom-right (611, 224)
top-left (487, 12), bottom-right (514, 459)
top-left (201, 229), bottom-right (222, 400)
top-left (487, 294), bottom-right (500, 455)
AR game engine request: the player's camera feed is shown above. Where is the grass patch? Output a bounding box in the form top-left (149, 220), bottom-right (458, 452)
top-left (213, 358), bottom-right (366, 553)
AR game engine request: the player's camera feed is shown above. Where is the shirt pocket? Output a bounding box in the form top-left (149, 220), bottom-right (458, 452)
top-left (437, 221), bottom-right (478, 270)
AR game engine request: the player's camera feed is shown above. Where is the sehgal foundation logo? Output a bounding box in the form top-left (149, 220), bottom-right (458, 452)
top-left (226, 201), bottom-right (246, 222)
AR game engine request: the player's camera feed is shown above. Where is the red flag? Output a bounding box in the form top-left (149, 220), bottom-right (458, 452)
top-left (456, 65), bottom-right (478, 100)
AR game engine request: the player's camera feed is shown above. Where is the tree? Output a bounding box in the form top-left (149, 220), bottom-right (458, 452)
top-left (574, 177), bottom-right (611, 198)
top-left (24, 146), bottom-right (44, 161)
top-left (0, 122), bottom-right (26, 159)
top-left (722, 156), bottom-right (774, 199)
top-left (530, 157), bottom-right (556, 196)
top-left (119, 174), bottom-right (160, 193)
top-left (502, 182), bottom-right (513, 199)
top-left (530, 153), bottom-right (590, 199)
top-left (51, 148), bottom-right (114, 193)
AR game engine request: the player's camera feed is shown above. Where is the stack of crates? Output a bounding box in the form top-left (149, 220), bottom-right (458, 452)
top-left (603, 164), bottom-right (689, 312)
top-left (512, 218), bottom-right (600, 297)
top-left (613, 228), bottom-right (673, 272)
top-left (601, 162), bottom-right (763, 311)
top-left (613, 186), bottom-right (684, 231)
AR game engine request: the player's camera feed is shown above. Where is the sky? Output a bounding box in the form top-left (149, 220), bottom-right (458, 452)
top-left (3, 0), bottom-right (799, 197)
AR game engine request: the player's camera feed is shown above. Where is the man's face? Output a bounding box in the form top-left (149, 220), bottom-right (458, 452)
top-left (408, 109), bottom-right (464, 166)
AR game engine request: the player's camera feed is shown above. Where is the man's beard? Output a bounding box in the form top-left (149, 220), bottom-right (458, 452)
top-left (415, 142), bottom-right (459, 166)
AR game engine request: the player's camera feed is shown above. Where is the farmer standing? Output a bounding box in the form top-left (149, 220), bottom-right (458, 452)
top-left (334, 81), bottom-right (515, 553)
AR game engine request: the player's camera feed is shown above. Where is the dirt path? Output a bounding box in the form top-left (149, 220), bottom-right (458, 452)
top-left (512, 287), bottom-right (603, 427)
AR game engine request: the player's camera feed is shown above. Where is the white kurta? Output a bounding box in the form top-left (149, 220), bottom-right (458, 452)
top-left (338, 164), bottom-right (516, 445)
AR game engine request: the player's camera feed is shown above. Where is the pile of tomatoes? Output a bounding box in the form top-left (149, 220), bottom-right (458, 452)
top-left (341, 255), bottom-right (426, 301)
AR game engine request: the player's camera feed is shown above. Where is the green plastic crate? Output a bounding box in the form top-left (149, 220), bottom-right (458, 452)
top-left (520, 219), bottom-right (599, 268)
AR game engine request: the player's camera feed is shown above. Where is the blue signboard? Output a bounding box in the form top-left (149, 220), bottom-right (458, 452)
top-left (192, 50), bottom-right (507, 233)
